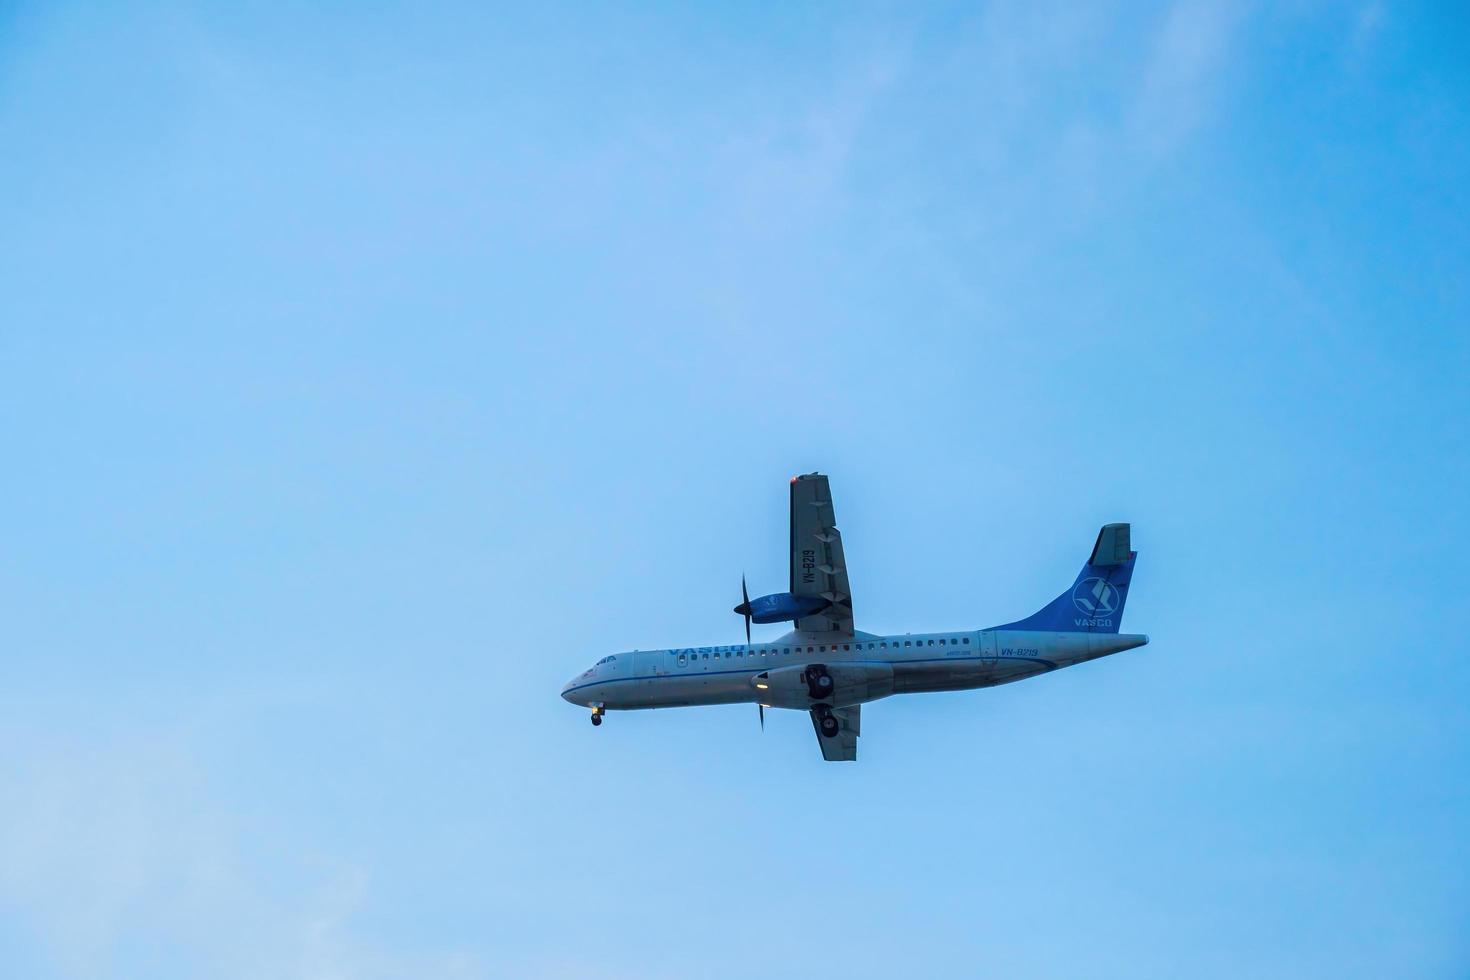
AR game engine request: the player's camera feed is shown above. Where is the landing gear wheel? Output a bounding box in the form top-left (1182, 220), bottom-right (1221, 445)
top-left (590, 706), bottom-right (604, 727)
top-left (818, 712), bottom-right (840, 738)
top-left (804, 665), bottom-right (834, 700)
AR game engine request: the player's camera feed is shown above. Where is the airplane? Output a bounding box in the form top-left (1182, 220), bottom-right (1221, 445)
top-left (560, 473), bottom-right (1149, 761)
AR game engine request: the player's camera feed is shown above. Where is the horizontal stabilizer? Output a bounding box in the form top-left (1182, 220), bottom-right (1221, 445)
top-left (1090, 523), bottom-right (1131, 566)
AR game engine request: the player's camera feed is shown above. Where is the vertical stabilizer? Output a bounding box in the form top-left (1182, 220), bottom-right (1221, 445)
top-left (994, 523), bottom-right (1136, 634)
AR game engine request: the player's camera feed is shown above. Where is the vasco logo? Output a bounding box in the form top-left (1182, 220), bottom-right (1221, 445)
top-left (1072, 577), bottom-right (1118, 617)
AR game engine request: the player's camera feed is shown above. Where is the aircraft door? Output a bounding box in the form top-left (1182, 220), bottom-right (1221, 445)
top-left (636, 651), bottom-right (662, 694)
top-left (979, 632), bottom-right (998, 669)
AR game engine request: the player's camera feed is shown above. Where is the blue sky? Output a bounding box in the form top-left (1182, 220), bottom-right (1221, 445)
top-left (1, 2), bottom-right (1467, 977)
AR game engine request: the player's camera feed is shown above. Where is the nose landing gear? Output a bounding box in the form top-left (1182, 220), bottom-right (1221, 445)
top-left (590, 704), bottom-right (605, 727)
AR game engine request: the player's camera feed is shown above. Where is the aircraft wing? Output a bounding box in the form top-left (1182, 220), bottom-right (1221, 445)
top-left (789, 473), bottom-right (853, 635)
top-left (810, 706), bottom-right (860, 762)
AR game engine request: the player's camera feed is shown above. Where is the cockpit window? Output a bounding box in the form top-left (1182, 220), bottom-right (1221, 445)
top-left (596, 655), bottom-right (616, 665)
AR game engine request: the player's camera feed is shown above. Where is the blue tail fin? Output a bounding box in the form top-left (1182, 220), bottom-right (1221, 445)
top-left (995, 524), bottom-right (1136, 633)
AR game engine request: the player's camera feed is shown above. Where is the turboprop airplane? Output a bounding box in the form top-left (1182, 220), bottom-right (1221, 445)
top-left (561, 473), bottom-right (1148, 761)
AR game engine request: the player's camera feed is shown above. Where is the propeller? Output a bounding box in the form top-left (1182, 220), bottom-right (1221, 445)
top-left (737, 577), bottom-right (761, 731)
top-left (735, 574), bottom-right (752, 645)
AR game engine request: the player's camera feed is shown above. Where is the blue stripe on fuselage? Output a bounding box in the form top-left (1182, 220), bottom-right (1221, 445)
top-left (560, 655), bottom-right (1059, 698)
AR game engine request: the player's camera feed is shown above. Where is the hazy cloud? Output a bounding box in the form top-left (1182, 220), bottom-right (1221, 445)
top-left (0, 729), bottom-right (483, 980)
top-left (1130, 0), bottom-right (1242, 158)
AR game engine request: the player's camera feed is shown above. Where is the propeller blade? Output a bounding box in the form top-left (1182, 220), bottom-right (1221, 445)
top-left (759, 703), bottom-right (764, 731)
top-left (741, 574), bottom-right (752, 645)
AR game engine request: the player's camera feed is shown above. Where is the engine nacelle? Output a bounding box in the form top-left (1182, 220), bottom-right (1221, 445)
top-left (750, 661), bottom-right (895, 709)
top-left (734, 591), bottom-right (831, 625)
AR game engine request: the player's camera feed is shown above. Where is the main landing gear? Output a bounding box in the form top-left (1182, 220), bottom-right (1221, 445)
top-left (590, 704), bottom-right (604, 727)
top-left (806, 666), bottom-right (839, 738)
top-left (804, 664), bottom-right (834, 700)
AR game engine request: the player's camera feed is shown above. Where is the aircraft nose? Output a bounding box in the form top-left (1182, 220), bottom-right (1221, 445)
top-left (561, 675), bottom-right (587, 706)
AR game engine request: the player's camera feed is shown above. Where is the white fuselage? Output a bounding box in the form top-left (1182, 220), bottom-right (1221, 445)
top-left (561, 628), bottom-right (1150, 711)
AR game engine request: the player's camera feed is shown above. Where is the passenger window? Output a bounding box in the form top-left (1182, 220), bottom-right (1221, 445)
top-left (963, 637), bottom-right (970, 644)
top-left (880, 642), bottom-right (887, 649)
top-left (678, 654), bottom-right (687, 665)
top-left (939, 639), bottom-right (946, 645)
top-left (904, 641), bottom-right (911, 647)
top-left (928, 640), bottom-right (934, 646)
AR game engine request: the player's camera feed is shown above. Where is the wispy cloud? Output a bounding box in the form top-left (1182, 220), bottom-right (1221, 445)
top-left (1130, 0), bottom-right (1243, 159)
top-left (0, 730), bottom-right (484, 980)
top-left (1346, 1), bottom-right (1385, 67)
